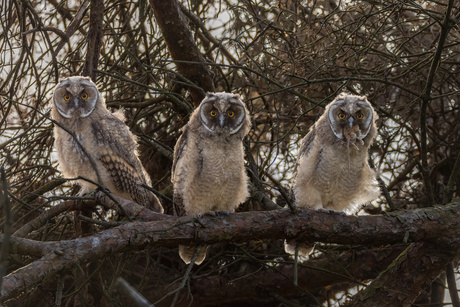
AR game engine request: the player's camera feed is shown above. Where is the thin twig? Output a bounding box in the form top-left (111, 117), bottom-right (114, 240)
top-left (116, 277), bottom-right (155, 307)
top-left (419, 0), bottom-right (455, 206)
top-left (446, 262), bottom-right (460, 307)
top-left (0, 167), bottom-right (12, 290)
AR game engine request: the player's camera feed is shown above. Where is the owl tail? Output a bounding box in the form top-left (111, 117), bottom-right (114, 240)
top-left (284, 239), bottom-right (314, 256)
top-left (147, 193), bottom-right (164, 213)
top-left (179, 245), bottom-right (208, 265)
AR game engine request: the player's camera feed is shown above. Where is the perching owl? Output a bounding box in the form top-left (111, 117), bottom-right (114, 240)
top-left (285, 93), bottom-right (380, 255)
top-left (52, 76), bottom-right (163, 213)
top-left (172, 92), bottom-right (251, 265)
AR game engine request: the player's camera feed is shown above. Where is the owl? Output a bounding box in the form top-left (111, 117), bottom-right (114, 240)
top-left (285, 93), bottom-right (380, 255)
top-left (52, 76), bottom-right (163, 213)
top-left (172, 92), bottom-right (251, 265)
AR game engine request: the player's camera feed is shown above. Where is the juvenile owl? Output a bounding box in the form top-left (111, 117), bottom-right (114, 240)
top-left (172, 92), bottom-right (251, 265)
top-left (52, 76), bottom-right (163, 213)
top-left (285, 93), bottom-right (380, 255)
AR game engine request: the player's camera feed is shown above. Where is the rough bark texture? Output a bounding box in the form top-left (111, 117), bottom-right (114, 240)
top-left (2, 199), bottom-right (460, 303)
top-left (149, 0), bottom-right (215, 107)
top-left (82, 0), bottom-right (104, 81)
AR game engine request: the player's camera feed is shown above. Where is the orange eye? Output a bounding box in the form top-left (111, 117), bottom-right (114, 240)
top-left (356, 113), bottom-right (363, 119)
top-left (81, 93), bottom-right (88, 99)
top-left (64, 95), bottom-right (70, 101)
top-left (338, 113), bottom-right (346, 119)
top-left (210, 110), bottom-right (217, 117)
top-left (228, 111), bottom-right (234, 117)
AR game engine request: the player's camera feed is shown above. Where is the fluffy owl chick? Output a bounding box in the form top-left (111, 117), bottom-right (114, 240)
top-left (285, 93), bottom-right (380, 255)
top-left (52, 76), bottom-right (163, 213)
top-left (172, 92), bottom-right (251, 265)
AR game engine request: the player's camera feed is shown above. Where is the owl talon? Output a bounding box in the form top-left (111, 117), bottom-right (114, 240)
top-left (201, 210), bottom-right (231, 218)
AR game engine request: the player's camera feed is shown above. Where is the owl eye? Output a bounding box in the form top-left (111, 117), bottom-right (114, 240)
top-left (210, 110), bottom-right (217, 117)
top-left (81, 93), bottom-right (88, 99)
top-left (338, 113), bottom-right (346, 119)
top-left (64, 95), bottom-right (70, 101)
top-left (228, 111), bottom-right (235, 117)
top-left (356, 112), bottom-right (363, 119)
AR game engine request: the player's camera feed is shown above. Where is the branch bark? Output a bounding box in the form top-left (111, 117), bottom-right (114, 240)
top-left (149, 0), bottom-right (215, 106)
top-left (83, 0), bottom-right (104, 81)
top-left (1, 201), bottom-right (460, 302)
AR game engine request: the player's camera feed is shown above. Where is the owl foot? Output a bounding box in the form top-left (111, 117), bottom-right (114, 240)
top-left (200, 210), bottom-right (232, 218)
top-left (284, 239), bottom-right (315, 256)
top-left (179, 245), bottom-right (209, 265)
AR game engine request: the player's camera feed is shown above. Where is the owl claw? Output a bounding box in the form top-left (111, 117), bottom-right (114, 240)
top-left (197, 210), bottom-right (232, 219)
top-left (204, 210), bottom-right (232, 218)
top-left (206, 211), bottom-right (218, 217)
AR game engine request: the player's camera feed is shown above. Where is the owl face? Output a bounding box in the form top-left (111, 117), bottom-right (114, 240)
top-left (327, 95), bottom-right (374, 141)
top-left (199, 93), bottom-right (247, 135)
top-left (53, 76), bottom-right (99, 119)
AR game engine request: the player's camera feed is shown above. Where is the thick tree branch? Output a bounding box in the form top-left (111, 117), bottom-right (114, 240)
top-left (149, 0), bottom-right (215, 106)
top-left (95, 191), bottom-right (173, 222)
top-left (83, 0), bottom-right (104, 81)
top-left (13, 200), bottom-right (86, 238)
top-left (0, 168), bottom-right (12, 291)
top-left (1, 201), bottom-right (460, 302)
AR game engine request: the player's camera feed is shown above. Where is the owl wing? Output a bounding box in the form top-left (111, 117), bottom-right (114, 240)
top-left (92, 117), bottom-right (163, 212)
top-left (291, 125), bottom-right (317, 203)
top-left (171, 126), bottom-right (189, 217)
top-left (298, 125), bottom-right (316, 160)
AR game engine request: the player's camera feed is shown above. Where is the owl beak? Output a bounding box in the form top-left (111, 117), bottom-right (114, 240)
top-left (219, 114), bottom-right (225, 127)
top-left (348, 117), bottom-right (354, 128)
top-left (73, 97), bottom-right (79, 108)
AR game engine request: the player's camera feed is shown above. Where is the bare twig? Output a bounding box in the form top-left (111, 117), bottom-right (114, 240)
top-left (116, 277), bottom-right (154, 307)
top-left (446, 262), bottom-right (460, 307)
top-left (419, 0), bottom-right (455, 206)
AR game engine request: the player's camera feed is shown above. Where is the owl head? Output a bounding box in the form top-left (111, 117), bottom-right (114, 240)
top-left (326, 93), bottom-right (376, 142)
top-left (53, 76), bottom-right (101, 119)
top-left (192, 92), bottom-right (251, 138)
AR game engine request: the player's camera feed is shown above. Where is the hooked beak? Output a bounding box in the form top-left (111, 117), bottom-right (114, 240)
top-left (73, 97), bottom-right (79, 108)
top-left (348, 117), bottom-right (354, 128)
top-left (219, 114), bottom-right (225, 127)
